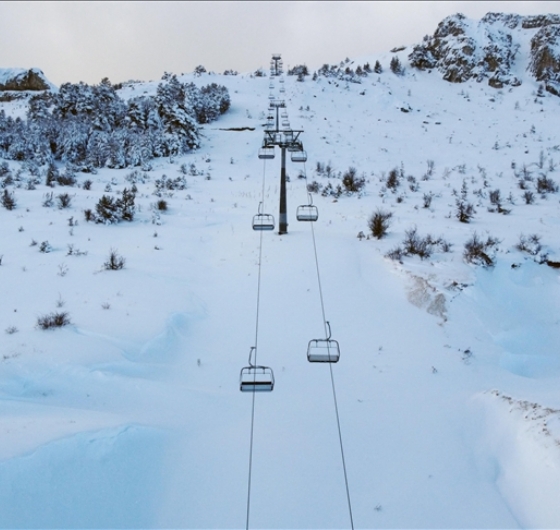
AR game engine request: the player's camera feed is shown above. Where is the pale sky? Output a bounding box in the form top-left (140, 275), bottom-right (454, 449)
top-left (1, 1), bottom-right (559, 86)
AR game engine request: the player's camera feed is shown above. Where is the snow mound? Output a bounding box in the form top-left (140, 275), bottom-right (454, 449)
top-left (474, 390), bottom-right (560, 528)
top-left (0, 424), bottom-right (168, 528)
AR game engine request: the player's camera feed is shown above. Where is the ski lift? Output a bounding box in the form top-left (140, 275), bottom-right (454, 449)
top-left (252, 202), bottom-right (275, 231)
top-left (291, 150), bottom-right (307, 163)
top-left (240, 347), bottom-right (275, 392)
top-left (297, 195), bottom-right (319, 222)
top-left (258, 145), bottom-right (275, 159)
top-left (307, 322), bottom-right (340, 363)
top-left (282, 119), bottom-right (290, 128)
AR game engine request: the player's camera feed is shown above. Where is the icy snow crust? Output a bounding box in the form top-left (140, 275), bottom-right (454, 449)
top-left (1, 49), bottom-right (560, 530)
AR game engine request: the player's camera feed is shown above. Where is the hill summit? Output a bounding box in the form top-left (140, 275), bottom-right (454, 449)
top-left (408, 12), bottom-right (560, 95)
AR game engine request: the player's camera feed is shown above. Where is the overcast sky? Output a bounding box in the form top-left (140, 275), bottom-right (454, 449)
top-left (1, 1), bottom-right (560, 86)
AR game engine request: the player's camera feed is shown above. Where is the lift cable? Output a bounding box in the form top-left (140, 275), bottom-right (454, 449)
top-left (304, 161), bottom-right (355, 530)
top-left (245, 155), bottom-right (269, 530)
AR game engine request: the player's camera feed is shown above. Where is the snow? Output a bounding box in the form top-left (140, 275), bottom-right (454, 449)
top-left (1, 28), bottom-right (560, 529)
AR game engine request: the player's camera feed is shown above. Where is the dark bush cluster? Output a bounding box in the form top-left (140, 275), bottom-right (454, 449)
top-left (463, 233), bottom-right (500, 267)
top-left (387, 227), bottom-right (451, 262)
top-left (368, 209), bottom-right (392, 239)
top-left (37, 311), bottom-right (71, 330)
top-left (104, 249), bottom-right (126, 270)
top-left (1, 188), bottom-right (16, 210)
top-left (85, 187), bottom-right (136, 224)
top-left (341, 167), bottom-right (366, 193)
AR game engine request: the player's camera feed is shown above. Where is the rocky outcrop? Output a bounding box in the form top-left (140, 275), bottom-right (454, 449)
top-left (528, 24), bottom-right (560, 95)
top-left (0, 68), bottom-right (52, 91)
top-left (409, 12), bottom-right (560, 93)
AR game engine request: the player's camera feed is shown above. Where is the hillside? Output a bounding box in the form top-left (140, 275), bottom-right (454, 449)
top-left (0, 12), bottom-right (559, 529)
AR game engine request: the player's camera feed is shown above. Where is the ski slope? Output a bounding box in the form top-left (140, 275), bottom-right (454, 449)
top-left (1, 55), bottom-right (560, 528)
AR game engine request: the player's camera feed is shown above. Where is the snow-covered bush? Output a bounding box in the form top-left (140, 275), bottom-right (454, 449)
top-left (1, 188), bottom-right (16, 210)
top-left (516, 234), bottom-right (543, 256)
top-left (463, 232), bottom-right (500, 266)
top-left (36, 311), bottom-right (71, 330)
top-left (91, 188), bottom-right (136, 224)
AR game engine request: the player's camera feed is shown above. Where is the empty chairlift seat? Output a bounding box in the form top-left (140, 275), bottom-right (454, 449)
top-left (296, 204), bottom-right (319, 222)
top-left (307, 338), bottom-right (340, 363)
top-left (291, 150), bottom-right (307, 163)
top-left (252, 212), bottom-right (275, 231)
top-left (240, 366), bottom-right (275, 391)
top-left (240, 347), bottom-right (275, 392)
top-left (307, 323), bottom-right (340, 363)
top-left (258, 146), bottom-right (275, 159)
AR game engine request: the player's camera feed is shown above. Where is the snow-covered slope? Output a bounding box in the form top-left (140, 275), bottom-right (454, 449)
top-left (1, 12), bottom-right (560, 529)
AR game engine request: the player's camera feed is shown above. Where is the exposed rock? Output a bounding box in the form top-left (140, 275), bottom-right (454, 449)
top-left (529, 23), bottom-right (560, 96)
top-left (409, 12), bottom-right (560, 93)
top-left (0, 68), bottom-right (52, 91)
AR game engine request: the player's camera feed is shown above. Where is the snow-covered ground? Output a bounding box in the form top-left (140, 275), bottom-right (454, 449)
top-left (1, 57), bottom-right (560, 528)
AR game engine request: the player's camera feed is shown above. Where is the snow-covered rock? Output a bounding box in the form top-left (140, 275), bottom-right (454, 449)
top-left (0, 68), bottom-right (54, 92)
top-left (409, 12), bottom-right (560, 91)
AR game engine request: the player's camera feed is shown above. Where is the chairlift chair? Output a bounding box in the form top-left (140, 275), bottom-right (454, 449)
top-left (307, 322), bottom-right (340, 363)
top-left (258, 146), bottom-right (275, 159)
top-left (291, 150), bottom-right (307, 163)
top-left (297, 204), bottom-right (319, 222)
top-left (252, 213), bottom-right (275, 231)
top-left (252, 202), bottom-right (275, 231)
top-left (282, 119), bottom-right (290, 128)
top-left (240, 347), bottom-right (275, 391)
top-left (240, 366), bottom-right (275, 391)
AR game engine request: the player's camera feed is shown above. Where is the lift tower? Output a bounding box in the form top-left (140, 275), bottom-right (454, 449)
top-left (257, 55), bottom-right (307, 235)
top-left (270, 54), bottom-right (283, 77)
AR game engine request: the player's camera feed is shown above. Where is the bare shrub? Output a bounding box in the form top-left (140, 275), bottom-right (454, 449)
top-left (522, 190), bottom-right (535, 204)
top-left (536, 175), bottom-right (558, 195)
top-left (57, 193), bottom-right (72, 209)
top-left (463, 233), bottom-right (500, 267)
top-left (516, 234), bottom-right (542, 256)
top-left (368, 209), bottom-right (392, 239)
top-left (104, 249), bottom-right (125, 270)
top-left (456, 180), bottom-right (476, 223)
top-left (37, 312), bottom-right (71, 330)
top-left (386, 168), bottom-right (400, 192)
top-left (342, 166), bottom-right (365, 193)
